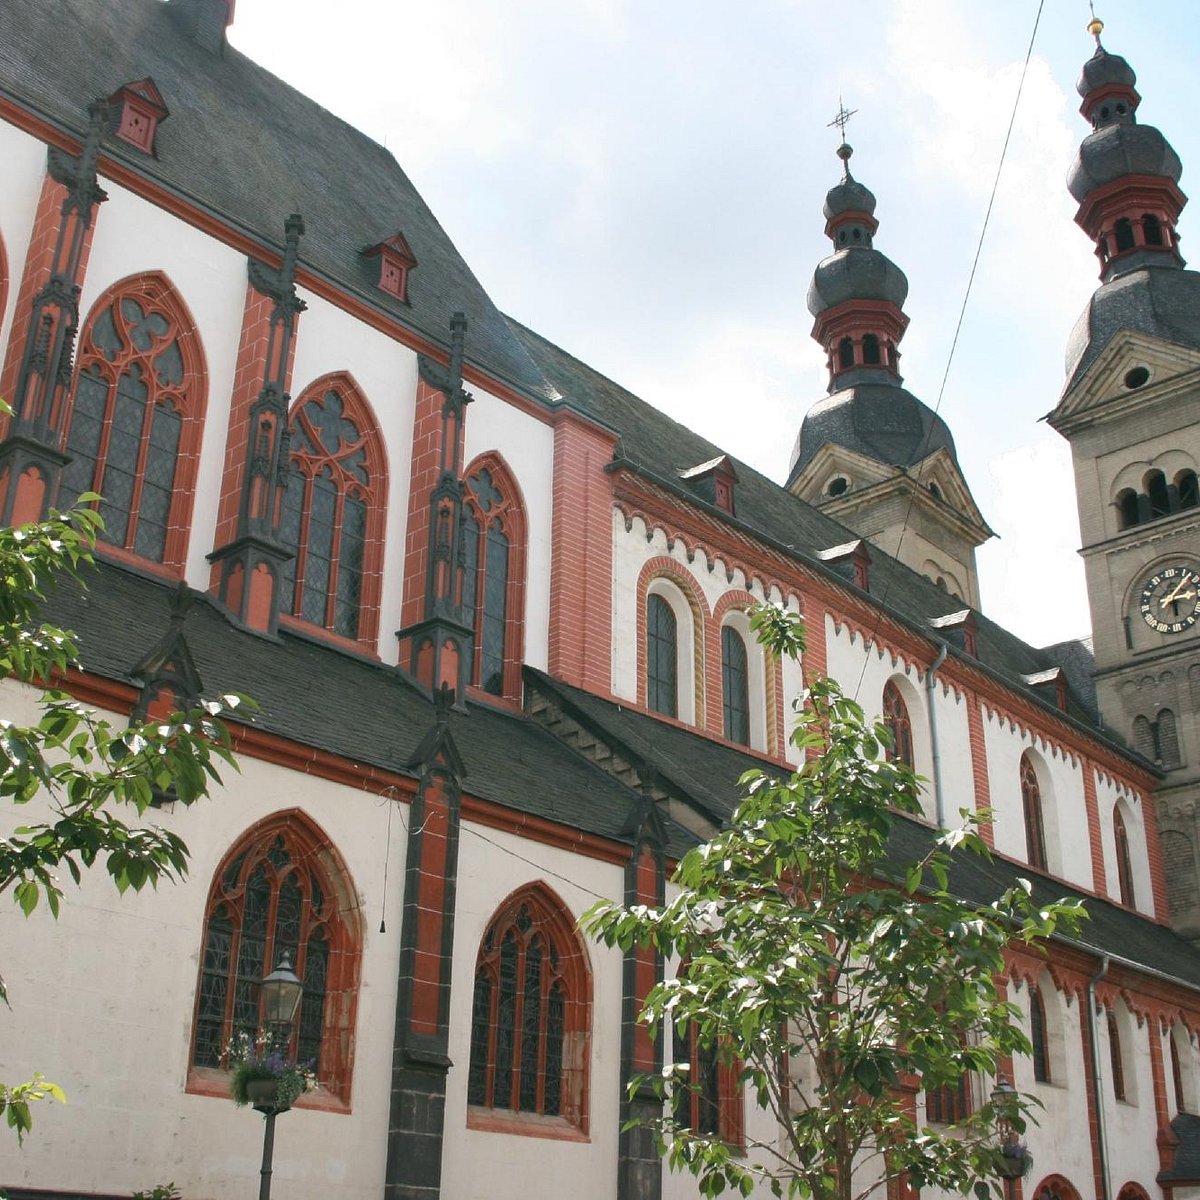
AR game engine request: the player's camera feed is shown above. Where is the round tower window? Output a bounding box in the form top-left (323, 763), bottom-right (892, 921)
top-left (1124, 367), bottom-right (1150, 390)
top-left (828, 476), bottom-right (849, 497)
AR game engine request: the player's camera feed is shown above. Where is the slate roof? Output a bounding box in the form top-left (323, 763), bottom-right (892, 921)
top-left (0, 0), bottom-right (556, 402)
top-left (40, 561), bottom-right (695, 856)
top-left (527, 671), bottom-right (1200, 990)
top-left (506, 319), bottom-right (1122, 745)
top-left (1165, 1113), bottom-right (1200, 1183)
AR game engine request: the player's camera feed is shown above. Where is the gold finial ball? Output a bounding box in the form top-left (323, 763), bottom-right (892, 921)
top-left (1087, 17), bottom-right (1104, 37)
top-left (836, 142), bottom-right (853, 162)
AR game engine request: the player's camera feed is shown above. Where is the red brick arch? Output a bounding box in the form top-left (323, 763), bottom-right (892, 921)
top-left (636, 555), bottom-right (710, 726)
top-left (1031, 1174), bottom-right (1083, 1200)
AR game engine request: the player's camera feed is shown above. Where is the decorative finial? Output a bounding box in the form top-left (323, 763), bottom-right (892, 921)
top-left (1087, 2), bottom-right (1104, 44)
top-left (828, 98), bottom-right (858, 179)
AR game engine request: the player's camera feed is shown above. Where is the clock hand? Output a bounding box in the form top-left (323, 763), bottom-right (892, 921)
top-left (1160, 578), bottom-right (1196, 607)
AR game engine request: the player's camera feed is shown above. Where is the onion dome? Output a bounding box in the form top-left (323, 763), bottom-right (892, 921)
top-left (808, 249), bottom-right (909, 315)
top-left (823, 175), bottom-right (877, 221)
top-left (1067, 19), bottom-right (1187, 283)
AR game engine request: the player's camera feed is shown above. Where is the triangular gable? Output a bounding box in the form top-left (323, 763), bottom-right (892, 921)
top-left (1051, 329), bottom-right (1200, 426)
top-left (130, 584), bottom-right (204, 712)
top-left (910, 446), bottom-right (993, 537)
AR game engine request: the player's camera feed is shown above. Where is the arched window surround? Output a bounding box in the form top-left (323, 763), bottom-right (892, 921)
top-left (709, 593), bottom-right (769, 751)
top-left (279, 372), bottom-right (388, 649)
top-left (1168, 1024), bottom-right (1197, 1115)
top-left (1113, 803), bottom-right (1136, 908)
top-left (1019, 751), bottom-right (1055, 874)
top-left (1105, 1000), bottom-right (1138, 1105)
top-left (1022, 972), bottom-right (1067, 1088)
top-left (61, 272), bottom-right (207, 574)
top-left (880, 673), bottom-right (933, 822)
top-left (882, 679), bottom-right (915, 770)
top-left (466, 881), bottom-right (592, 1136)
top-left (1031, 1176), bottom-right (1083, 1200)
top-left (637, 560), bottom-right (707, 727)
top-left (187, 809), bottom-right (363, 1109)
top-left (461, 451), bottom-right (527, 700)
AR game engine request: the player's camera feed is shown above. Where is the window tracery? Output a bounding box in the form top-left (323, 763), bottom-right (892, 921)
top-left (882, 680), bottom-right (914, 769)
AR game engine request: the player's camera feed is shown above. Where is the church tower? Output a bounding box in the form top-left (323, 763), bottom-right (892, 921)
top-left (787, 132), bottom-right (993, 608)
top-left (1048, 21), bottom-right (1200, 935)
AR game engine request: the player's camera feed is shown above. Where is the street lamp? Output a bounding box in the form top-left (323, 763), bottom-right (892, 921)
top-left (990, 1076), bottom-right (1031, 1196)
top-left (255, 954), bottom-right (303, 1200)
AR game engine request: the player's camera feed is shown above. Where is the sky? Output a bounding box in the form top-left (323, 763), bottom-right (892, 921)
top-left (226, 0), bottom-right (1200, 651)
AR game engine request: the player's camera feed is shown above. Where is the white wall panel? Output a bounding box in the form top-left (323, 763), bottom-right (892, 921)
top-left (0, 121), bottom-right (47, 363)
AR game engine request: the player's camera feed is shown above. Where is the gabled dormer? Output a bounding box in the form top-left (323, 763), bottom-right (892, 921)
top-left (362, 231), bottom-right (417, 302)
top-left (679, 454), bottom-right (737, 515)
top-left (109, 78), bottom-right (169, 155)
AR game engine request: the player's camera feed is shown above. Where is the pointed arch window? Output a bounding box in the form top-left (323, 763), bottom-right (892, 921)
top-left (467, 884), bottom-right (591, 1132)
top-left (647, 594), bottom-right (678, 718)
top-left (1171, 1032), bottom-right (1187, 1114)
top-left (279, 379), bottom-right (386, 644)
top-left (721, 624), bottom-right (750, 745)
top-left (882, 680), bottom-right (914, 769)
top-left (190, 813), bottom-right (361, 1104)
top-left (1030, 986), bottom-right (1051, 1083)
top-left (1020, 754), bottom-right (1048, 871)
top-left (1114, 806), bottom-right (1136, 908)
top-left (462, 457), bottom-right (525, 697)
top-left (1108, 1012), bottom-right (1126, 1101)
top-left (61, 277), bottom-right (205, 569)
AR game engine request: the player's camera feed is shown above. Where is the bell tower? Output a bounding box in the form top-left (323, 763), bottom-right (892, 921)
top-left (1048, 19), bottom-right (1200, 936)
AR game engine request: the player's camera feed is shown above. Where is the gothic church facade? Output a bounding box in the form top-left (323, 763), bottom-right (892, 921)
top-left (0, 3), bottom-right (1199, 1199)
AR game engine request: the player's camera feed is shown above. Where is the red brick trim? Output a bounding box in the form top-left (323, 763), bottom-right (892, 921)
top-left (1081, 763), bottom-right (1107, 896)
top-left (965, 690), bottom-right (994, 846)
top-left (1030, 1173), bottom-right (1084, 1200)
top-left (635, 555), bottom-right (709, 725)
top-left (187, 807), bottom-right (364, 1105)
top-left (467, 881), bottom-right (592, 1135)
top-left (399, 376), bottom-right (446, 632)
top-left (463, 451), bottom-right (527, 700)
top-left (0, 223), bottom-right (9, 342)
top-left (547, 412), bottom-right (616, 692)
top-left (65, 271), bottom-right (207, 572)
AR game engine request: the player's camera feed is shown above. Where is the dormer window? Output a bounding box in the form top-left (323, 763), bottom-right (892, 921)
top-left (678, 455), bottom-right (737, 516)
top-left (109, 79), bottom-right (169, 155)
top-left (362, 232), bottom-right (417, 302)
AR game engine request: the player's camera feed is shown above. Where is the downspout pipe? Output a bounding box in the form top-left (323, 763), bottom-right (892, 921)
top-left (925, 639), bottom-right (948, 828)
top-left (1087, 954), bottom-right (1112, 1200)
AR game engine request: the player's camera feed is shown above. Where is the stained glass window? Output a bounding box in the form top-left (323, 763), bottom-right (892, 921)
top-left (281, 387), bottom-right (381, 641)
top-left (467, 885), bottom-right (589, 1128)
top-left (462, 460), bottom-right (523, 696)
top-left (1021, 755), bottom-right (1048, 871)
top-left (192, 817), bottom-right (359, 1102)
top-left (882, 681), bottom-right (914, 769)
top-left (647, 594), bottom-right (678, 718)
top-left (62, 285), bottom-right (199, 565)
top-left (721, 624), bottom-right (750, 745)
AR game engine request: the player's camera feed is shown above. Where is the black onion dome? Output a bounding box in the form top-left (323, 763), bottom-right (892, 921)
top-left (1068, 123), bottom-right (1183, 202)
top-left (1077, 45), bottom-right (1137, 98)
top-left (807, 248), bottom-right (908, 317)
top-left (1065, 267), bottom-right (1200, 388)
top-left (823, 176), bottom-right (877, 220)
top-left (788, 383), bottom-right (958, 479)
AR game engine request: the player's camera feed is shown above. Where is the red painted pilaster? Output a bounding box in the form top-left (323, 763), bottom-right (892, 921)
top-left (1082, 760), bottom-right (1108, 897)
top-left (399, 376), bottom-right (450, 632)
top-left (966, 691), bottom-right (995, 847)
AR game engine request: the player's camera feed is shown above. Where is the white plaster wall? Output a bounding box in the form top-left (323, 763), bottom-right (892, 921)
top-left (80, 178), bottom-right (247, 587)
top-left (982, 713), bottom-right (1095, 892)
top-left (1098, 1002), bottom-right (1161, 1193)
top-left (0, 121), bottom-right (47, 365)
top-left (1095, 773), bottom-right (1156, 918)
top-left (444, 824), bottom-right (625, 1200)
top-left (291, 286), bottom-right (419, 661)
top-left (0, 681), bottom-right (404, 1200)
top-left (463, 386), bottom-right (555, 673)
top-left (824, 617), bottom-right (937, 822)
top-left (932, 682), bottom-right (975, 829)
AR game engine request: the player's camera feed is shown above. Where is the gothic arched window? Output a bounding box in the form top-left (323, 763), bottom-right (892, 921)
top-left (467, 883), bottom-right (591, 1131)
top-left (280, 377), bottom-right (386, 644)
top-left (721, 624), bottom-right (750, 745)
top-left (1030, 985), bottom-right (1051, 1083)
top-left (462, 455), bottom-right (526, 697)
top-left (1114, 806), bottom-right (1136, 908)
top-left (61, 275), bottom-right (205, 569)
top-left (1172, 1032), bottom-right (1187, 1114)
top-left (1020, 753), bottom-right (1048, 871)
top-left (1108, 1012), bottom-right (1126, 1101)
top-left (191, 812), bottom-right (361, 1103)
top-left (647, 594), bottom-right (679, 718)
top-left (882, 680), bottom-right (914, 769)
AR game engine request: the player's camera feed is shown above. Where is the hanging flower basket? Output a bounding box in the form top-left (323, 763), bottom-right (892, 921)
top-left (993, 1143), bottom-right (1034, 1180)
top-left (225, 1031), bottom-right (318, 1113)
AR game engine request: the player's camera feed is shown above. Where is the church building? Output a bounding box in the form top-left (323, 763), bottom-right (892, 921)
top-left (0, 2), bottom-right (1199, 1198)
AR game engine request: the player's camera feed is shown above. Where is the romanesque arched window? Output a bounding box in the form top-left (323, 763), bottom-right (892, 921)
top-left (862, 334), bottom-right (881, 365)
top-left (1030, 985), bottom-right (1050, 1083)
top-left (279, 376), bottom-right (387, 644)
top-left (647, 593), bottom-right (678, 718)
top-left (1116, 488), bottom-right (1139, 530)
top-left (1114, 217), bottom-right (1135, 252)
top-left (882, 680), bottom-right (914, 769)
top-left (61, 275), bottom-right (205, 569)
top-left (1146, 469), bottom-right (1170, 519)
top-left (1178, 469), bottom-right (1199, 511)
top-left (462, 455), bottom-right (526, 697)
top-left (191, 811), bottom-right (361, 1103)
top-left (721, 624), bottom-right (750, 745)
top-left (1114, 806), bottom-right (1136, 908)
top-left (838, 337), bottom-right (854, 369)
top-left (467, 883), bottom-right (591, 1131)
top-left (1020, 753), bottom-right (1048, 871)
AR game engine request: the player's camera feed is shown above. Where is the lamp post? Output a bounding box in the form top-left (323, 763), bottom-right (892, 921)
top-left (256, 954), bottom-right (303, 1200)
top-left (990, 1076), bottom-right (1029, 1199)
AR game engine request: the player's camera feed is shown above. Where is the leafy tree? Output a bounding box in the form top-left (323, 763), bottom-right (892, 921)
top-left (0, 500), bottom-right (243, 1140)
top-left (584, 607), bottom-right (1085, 1200)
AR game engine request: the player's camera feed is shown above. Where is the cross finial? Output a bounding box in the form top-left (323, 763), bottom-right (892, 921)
top-left (828, 97), bottom-right (857, 142)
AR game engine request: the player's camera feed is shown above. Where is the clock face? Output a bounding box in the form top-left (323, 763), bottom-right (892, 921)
top-left (1139, 565), bottom-right (1200, 634)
